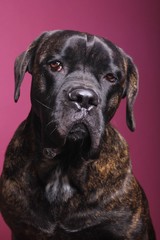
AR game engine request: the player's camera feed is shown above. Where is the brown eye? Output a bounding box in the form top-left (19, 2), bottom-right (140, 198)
top-left (49, 61), bottom-right (63, 72)
top-left (104, 73), bottom-right (116, 83)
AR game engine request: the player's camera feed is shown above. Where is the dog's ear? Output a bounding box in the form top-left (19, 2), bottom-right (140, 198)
top-left (14, 32), bottom-right (47, 102)
top-left (123, 56), bottom-right (139, 132)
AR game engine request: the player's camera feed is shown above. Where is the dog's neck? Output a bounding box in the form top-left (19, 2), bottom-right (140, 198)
top-left (25, 109), bottom-right (129, 172)
top-left (23, 110), bottom-right (130, 203)
top-left (24, 110), bottom-right (96, 178)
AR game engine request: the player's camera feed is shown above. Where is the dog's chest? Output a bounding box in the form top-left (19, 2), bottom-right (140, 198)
top-left (45, 169), bottom-right (75, 203)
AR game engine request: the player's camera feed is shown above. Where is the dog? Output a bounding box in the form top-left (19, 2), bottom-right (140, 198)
top-left (0, 30), bottom-right (156, 240)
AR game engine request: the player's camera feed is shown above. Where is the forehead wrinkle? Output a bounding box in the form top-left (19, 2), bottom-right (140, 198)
top-left (38, 32), bottom-right (120, 74)
top-left (87, 36), bottom-right (119, 72)
top-left (94, 36), bottom-right (113, 58)
top-left (38, 32), bottom-right (86, 64)
top-left (57, 34), bottom-right (88, 65)
top-left (94, 36), bottom-right (120, 72)
top-left (61, 34), bottom-right (86, 53)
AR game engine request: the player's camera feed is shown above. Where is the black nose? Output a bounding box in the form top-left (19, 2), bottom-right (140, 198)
top-left (68, 88), bottom-right (99, 110)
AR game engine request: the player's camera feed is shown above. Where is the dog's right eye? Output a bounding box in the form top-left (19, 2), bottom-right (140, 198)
top-left (49, 61), bottom-right (63, 72)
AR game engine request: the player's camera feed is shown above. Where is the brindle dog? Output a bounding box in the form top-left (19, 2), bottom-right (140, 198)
top-left (0, 30), bottom-right (156, 240)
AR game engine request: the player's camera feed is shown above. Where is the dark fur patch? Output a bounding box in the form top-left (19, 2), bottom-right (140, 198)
top-left (0, 30), bottom-right (155, 240)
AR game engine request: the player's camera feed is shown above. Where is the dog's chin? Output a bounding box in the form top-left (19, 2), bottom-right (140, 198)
top-left (45, 121), bottom-right (102, 159)
top-left (66, 122), bottom-right (104, 159)
top-left (67, 123), bottom-right (90, 143)
top-left (65, 123), bottom-right (92, 155)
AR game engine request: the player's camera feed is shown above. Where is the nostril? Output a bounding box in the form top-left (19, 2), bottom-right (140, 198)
top-left (68, 88), bottom-right (99, 109)
top-left (77, 94), bottom-right (83, 104)
top-left (88, 95), bottom-right (98, 107)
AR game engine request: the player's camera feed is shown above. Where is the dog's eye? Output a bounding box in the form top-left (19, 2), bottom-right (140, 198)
top-left (49, 61), bottom-right (63, 72)
top-left (104, 73), bottom-right (117, 83)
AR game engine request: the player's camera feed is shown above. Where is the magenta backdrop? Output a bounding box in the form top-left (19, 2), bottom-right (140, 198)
top-left (0, 0), bottom-right (159, 239)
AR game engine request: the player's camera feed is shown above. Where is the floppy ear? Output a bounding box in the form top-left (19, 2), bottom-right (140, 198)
top-left (124, 57), bottom-right (139, 132)
top-left (14, 32), bottom-right (47, 102)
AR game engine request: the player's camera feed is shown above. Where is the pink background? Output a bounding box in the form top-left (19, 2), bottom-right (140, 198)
top-left (0, 0), bottom-right (159, 239)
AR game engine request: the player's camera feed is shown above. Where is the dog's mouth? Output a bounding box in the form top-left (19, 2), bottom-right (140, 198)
top-left (44, 108), bottom-right (104, 159)
top-left (67, 123), bottom-right (90, 142)
top-left (65, 123), bottom-right (92, 155)
top-left (42, 123), bottom-right (92, 164)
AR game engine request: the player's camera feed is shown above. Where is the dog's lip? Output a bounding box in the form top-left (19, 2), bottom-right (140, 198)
top-left (64, 121), bottom-right (102, 159)
top-left (69, 122), bottom-right (88, 133)
top-left (66, 122), bottom-right (90, 140)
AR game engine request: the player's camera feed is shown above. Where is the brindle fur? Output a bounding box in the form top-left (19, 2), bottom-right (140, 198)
top-left (0, 30), bottom-right (155, 240)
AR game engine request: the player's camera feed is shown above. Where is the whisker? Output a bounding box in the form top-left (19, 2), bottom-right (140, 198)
top-left (46, 120), bottom-right (54, 128)
top-left (35, 99), bottom-right (52, 110)
top-left (50, 126), bottom-right (57, 136)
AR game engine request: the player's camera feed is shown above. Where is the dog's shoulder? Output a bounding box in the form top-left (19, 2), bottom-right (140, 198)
top-left (105, 124), bottom-right (129, 152)
top-left (5, 120), bottom-right (27, 156)
top-left (97, 124), bottom-right (129, 170)
top-left (1, 118), bottom-right (33, 180)
top-left (88, 125), bottom-right (147, 212)
top-left (86, 125), bottom-right (130, 189)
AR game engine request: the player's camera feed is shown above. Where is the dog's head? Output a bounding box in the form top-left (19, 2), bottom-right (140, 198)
top-left (14, 30), bottom-right (138, 158)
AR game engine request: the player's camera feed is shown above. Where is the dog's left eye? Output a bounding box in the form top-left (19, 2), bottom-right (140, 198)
top-left (104, 73), bottom-right (117, 83)
top-left (49, 61), bottom-right (63, 72)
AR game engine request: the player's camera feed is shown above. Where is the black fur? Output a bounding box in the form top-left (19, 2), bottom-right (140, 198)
top-left (0, 30), bottom-right (155, 240)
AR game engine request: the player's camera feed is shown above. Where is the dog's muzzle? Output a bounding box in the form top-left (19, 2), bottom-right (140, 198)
top-left (44, 85), bottom-right (103, 158)
top-left (67, 88), bottom-right (99, 142)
